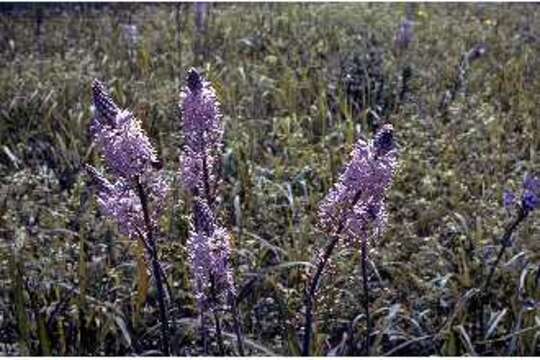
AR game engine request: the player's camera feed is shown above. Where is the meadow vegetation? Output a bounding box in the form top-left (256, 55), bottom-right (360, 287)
top-left (0, 3), bottom-right (539, 356)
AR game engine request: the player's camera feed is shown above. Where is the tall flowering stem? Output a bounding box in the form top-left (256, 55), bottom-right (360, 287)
top-left (180, 69), bottom-right (244, 355)
top-left (470, 174), bottom-right (539, 349)
top-left (483, 174), bottom-right (540, 295)
top-left (86, 80), bottom-right (170, 355)
top-left (302, 124), bottom-right (399, 356)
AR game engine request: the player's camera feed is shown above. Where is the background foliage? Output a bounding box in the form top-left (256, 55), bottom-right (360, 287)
top-left (0, 3), bottom-right (539, 355)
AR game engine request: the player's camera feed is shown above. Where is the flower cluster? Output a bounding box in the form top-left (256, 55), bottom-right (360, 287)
top-left (91, 80), bottom-right (158, 180)
top-left (179, 69), bottom-right (235, 312)
top-left (87, 80), bottom-right (168, 238)
top-left (187, 198), bottom-right (235, 311)
top-left (180, 69), bottom-right (224, 201)
top-left (504, 174), bottom-right (540, 213)
top-left (319, 124), bottom-right (399, 243)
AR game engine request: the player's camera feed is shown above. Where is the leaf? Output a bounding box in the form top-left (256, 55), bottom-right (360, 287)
top-left (114, 315), bottom-right (132, 348)
top-left (9, 249), bottom-right (31, 356)
top-left (37, 313), bottom-right (52, 355)
top-left (222, 331), bottom-right (279, 356)
top-left (456, 325), bottom-right (477, 355)
top-left (287, 324), bottom-right (302, 356)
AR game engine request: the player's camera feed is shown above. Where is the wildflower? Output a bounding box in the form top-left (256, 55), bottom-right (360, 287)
top-left (195, 2), bottom-right (208, 33)
top-left (318, 124), bottom-right (399, 243)
top-left (122, 24), bottom-right (140, 47)
top-left (85, 164), bottom-right (167, 239)
top-left (522, 174), bottom-right (540, 212)
top-left (87, 80), bottom-right (169, 237)
top-left (395, 19), bottom-right (414, 50)
top-left (91, 80), bottom-right (158, 180)
top-left (180, 69), bottom-right (235, 304)
top-left (503, 190), bottom-right (516, 210)
top-left (303, 124), bottom-right (398, 356)
top-left (187, 198), bottom-right (235, 312)
top-left (180, 68), bottom-right (224, 201)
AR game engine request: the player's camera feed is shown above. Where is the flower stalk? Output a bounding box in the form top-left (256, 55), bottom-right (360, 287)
top-left (135, 178), bottom-right (170, 356)
top-left (180, 68), bottom-right (245, 355)
top-left (302, 125), bottom-right (399, 356)
top-left (86, 79), bottom-right (170, 355)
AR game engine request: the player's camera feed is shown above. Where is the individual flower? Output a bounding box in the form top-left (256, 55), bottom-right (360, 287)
top-left (318, 124), bottom-right (399, 243)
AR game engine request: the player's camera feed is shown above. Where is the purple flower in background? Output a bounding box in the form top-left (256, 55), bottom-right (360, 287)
top-left (180, 69), bottom-right (224, 201)
top-left (91, 80), bottom-right (158, 180)
top-left (195, 2), bottom-right (208, 33)
top-left (395, 19), bottom-right (414, 50)
top-left (522, 174), bottom-right (540, 212)
top-left (503, 174), bottom-right (540, 214)
top-left (122, 24), bottom-right (140, 48)
top-left (503, 190), bottom-right (516, 210)
top-left (319, 124), bottom-right (399, 243)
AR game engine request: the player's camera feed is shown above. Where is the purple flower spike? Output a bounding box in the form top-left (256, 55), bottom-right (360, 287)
top-left (180, 69), bottom-right (224, 200)
top-left (86, 80), bottom-right (168, 239)
top-left (319, 124), bottom-right (399, 244)
top-left (91, 80), bottom-right (120, 129)
top-left (187, 197), bottom-right (235, 312)
top-left (180, 69), bottom-right (237, 317)
top-left (85, 164), bottom-right (143, 238)
top-left (91, 79), bottom-right (158, 179)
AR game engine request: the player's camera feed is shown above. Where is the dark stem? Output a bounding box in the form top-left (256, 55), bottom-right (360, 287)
top-left (302, 191), bottom-right (364, 356)
top-left (476, 207), bottom-right (527, 348)
top-left (210, 276), bottom-right (225, 355)
top-left (302, 233), bottom-right (340, 356)
top-left (361, 238), bottom-right (371, 356)
top-left (213, 309), bottom-right (225, 355)
top-left (135, 178), bottom-right (170, 356)
top-left (482, 207), bottom-right (527, 294)
top-left (201, 312), bottom-right (209, 355)
top-left (231, 294), bottom-right (245, 356)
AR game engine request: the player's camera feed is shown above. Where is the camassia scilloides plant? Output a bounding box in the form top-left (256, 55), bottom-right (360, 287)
top-left (85, 80), bottom-right (171, 355)
top-left (179, 69), bottom-right (245, 355)
top-left (302, 124), bottom-right (399, 356)
top-left (484, 174), bottom-right (540, 294)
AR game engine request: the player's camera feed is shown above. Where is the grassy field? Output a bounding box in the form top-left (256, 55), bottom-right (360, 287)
top-left (0, 3), bottom-right (539, 356)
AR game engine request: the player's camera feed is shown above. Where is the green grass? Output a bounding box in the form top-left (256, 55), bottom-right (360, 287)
top-left (0, 3), bottom-right (539, 356)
